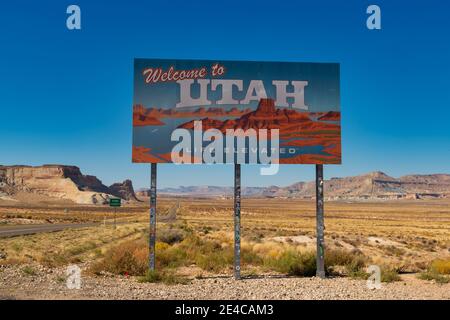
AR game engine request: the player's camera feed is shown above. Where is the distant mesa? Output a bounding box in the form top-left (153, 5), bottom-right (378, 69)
top-left (148, 171), bottom-right (450, 200)
top-left (108, 179), bottom-right (139, 202)
top-left (0, 165), bottom-right (139, 205)
top-left (1, 164), bottom-right (449, 204)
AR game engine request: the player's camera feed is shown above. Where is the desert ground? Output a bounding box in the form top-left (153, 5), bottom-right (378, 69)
top-left (0, 197), bottom-right (449, 300)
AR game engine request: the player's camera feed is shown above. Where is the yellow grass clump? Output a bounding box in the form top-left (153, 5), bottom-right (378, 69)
top-left (430, 259), bottom-right (450, 275)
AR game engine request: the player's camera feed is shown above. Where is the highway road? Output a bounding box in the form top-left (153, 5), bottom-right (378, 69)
top-left (0, 202), bottom-right (179, 238)
top-left (0, 221), bottom-right (116, 238)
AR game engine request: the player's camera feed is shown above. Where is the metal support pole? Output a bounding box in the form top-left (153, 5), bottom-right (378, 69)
top-left (315, 164), bottom-right (325, 278)
top-left (149, 163), bottom-right (157, 271)
top-left (234, 163), bottom-right (241, 280)
top-left (114, 207), bottom-right (117, 229)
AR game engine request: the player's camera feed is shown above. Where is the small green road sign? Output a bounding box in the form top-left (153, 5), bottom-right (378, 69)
top-left (109, 198), bottom-right (121, 207)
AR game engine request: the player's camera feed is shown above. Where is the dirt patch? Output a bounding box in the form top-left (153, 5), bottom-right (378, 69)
top-left (272, 235), bottom-right (314, 244)
top-left (0, 265), bottom-right (448, 300)
top-left (368, 237), bottom-right (405, 247)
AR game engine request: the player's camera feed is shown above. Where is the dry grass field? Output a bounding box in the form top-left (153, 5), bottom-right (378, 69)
top-left (0, 197), bottom-right (449, 299)
top-left (180, 198), bottom-right (450, 271)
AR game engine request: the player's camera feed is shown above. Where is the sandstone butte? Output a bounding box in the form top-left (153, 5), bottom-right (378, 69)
top-left (177, 98), bottom-right (340, 136)
top-left (0, 165), bottom-right (138, 204)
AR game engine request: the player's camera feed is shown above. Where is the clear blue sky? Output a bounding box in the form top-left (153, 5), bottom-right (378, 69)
top-left (1, 0), bottom-right (449, 189)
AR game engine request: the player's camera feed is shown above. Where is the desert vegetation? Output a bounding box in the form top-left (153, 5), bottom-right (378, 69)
top-left (418, 259), bottom-right (450, 284)
top-left (90, 226), bottom-right (377, 284)
top-left (1, 198), bottom-right (449, 286)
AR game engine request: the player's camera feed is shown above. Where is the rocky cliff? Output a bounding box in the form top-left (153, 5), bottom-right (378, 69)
top-left (150, 171), bottom-right (450, 200)
top-left (0, 165), bottom-right (138, 204)
top-left (109, 179), bottom-right (139, 201)
top-left (277, 171), bottom-right (450, 199)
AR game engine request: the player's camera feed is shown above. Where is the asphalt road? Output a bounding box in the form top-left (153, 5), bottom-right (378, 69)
top-left (0, 202), bottom-right (179, 238)
top-left (0, 222), bottom-right (113, 238)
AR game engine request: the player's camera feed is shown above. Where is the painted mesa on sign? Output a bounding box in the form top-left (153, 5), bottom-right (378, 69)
top-left (132, 59), bottom-right (341, 164)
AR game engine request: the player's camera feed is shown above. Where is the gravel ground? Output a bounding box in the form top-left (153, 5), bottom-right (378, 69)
top-left (0, 265), bottom-right (449, 300)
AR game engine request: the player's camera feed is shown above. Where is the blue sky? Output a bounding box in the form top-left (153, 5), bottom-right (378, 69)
top-left (0, 0), bottom-right (449, 189)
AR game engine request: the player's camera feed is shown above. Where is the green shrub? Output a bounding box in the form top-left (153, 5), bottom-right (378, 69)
top-left (195, 250), bottom-right (234, 272)
top-left (160, 272), bottom-right (190, 285)
top-left (323, 249), bottom-right (368, 278)
top-left (22, 266), bottom-right (37, 276)
top-left (56, 275), bottom-right (66, 283)
top-left (157, 245), bottom-right (187, 269)
top-left (345, 256), bottom-right (368, 279)
top-left (325, 249), bottom-right (355, 267)
top-left (90, 239), bottom-right (147, 276)
top-left (264, 250), bottom-right (316, 276)
top-left (139, 270), bottom-right (162, 283)
top-left (242, 246), bottom-right (263, 266)
top-left (41, 252), bottom-right (69, 267)
top-left (157, 228), bottom-right (185, 245)
top-left (430, 259), bottom-right (450, 275)
top-left (11, 243), bottom-right (23, 252)
top-left (417, 259), bottom-right (450, 284)
top-left (418, 271), bottom-right (449, 284)
top-left (381, 267), bottom-right (401, 283)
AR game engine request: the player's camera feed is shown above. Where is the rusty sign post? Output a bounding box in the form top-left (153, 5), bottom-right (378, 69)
top-left (149, 163), bottom-right (157, 271)
top-left (234, 163), bottom-right (241, 280)
top-left (315, 164), bottom-right (326, 278)
top-left (109, 198), bottom-right (121, 229)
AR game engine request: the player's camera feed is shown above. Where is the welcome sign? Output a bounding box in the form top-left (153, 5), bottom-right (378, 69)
top-left (132, 59), bottom-right (341, 164)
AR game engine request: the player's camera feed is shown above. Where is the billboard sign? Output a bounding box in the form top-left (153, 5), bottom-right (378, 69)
top-left (132, 59), bottom-right (340, 165)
